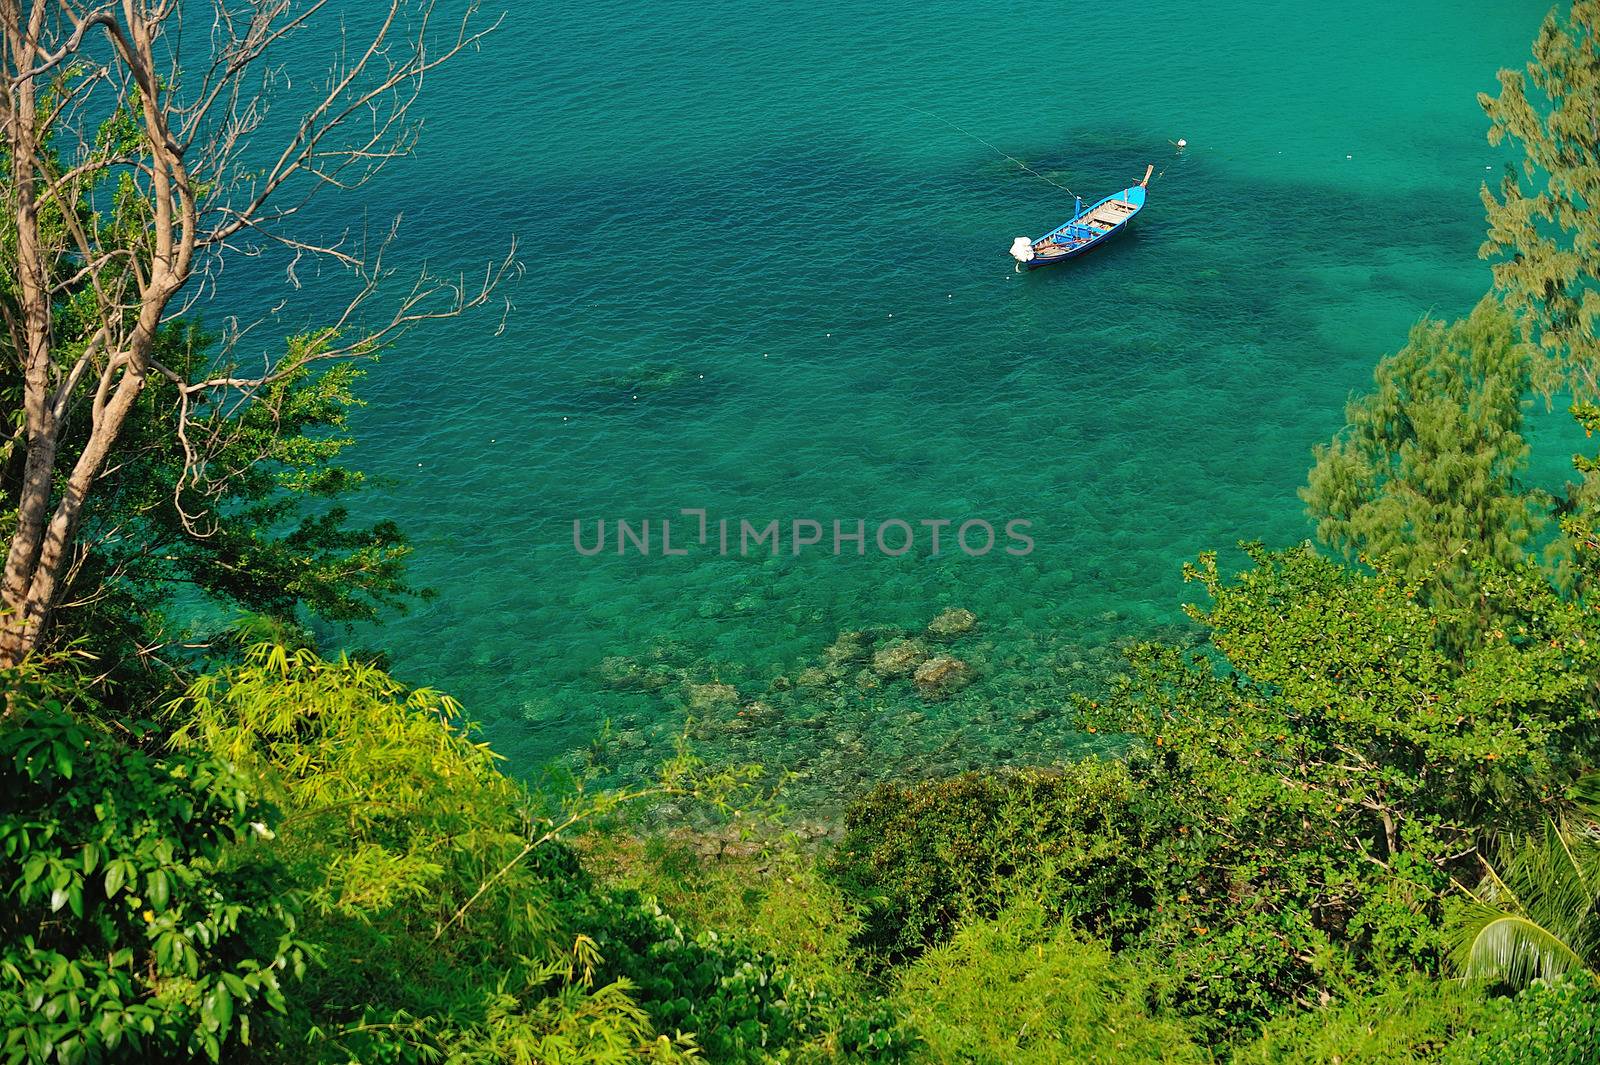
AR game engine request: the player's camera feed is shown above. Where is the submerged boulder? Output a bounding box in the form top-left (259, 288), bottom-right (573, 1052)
top-left (823, 630), bottom-right (873, 668)
top-left (596, 655), bottom-right (672, 692)
top-left (738, 700), bottom-right (783, 725)
top-left (684, 681), bottom-right (739, 711)
top-left (913, 656), bottom-right (973, 700)
top-left (927, 608), bottom-right (978, 640)
top-left (796, 666), bottom-right (831, 689)
top-left (871, 638), bottom-right (929, 678)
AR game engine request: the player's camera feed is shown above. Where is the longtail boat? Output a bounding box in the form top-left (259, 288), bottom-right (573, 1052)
top-left (1008, 164), bottom-right (1153, 269)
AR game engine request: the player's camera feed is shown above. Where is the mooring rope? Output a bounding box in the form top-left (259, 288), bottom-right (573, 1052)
top-left (901, 104), bottom-right (1078, 199)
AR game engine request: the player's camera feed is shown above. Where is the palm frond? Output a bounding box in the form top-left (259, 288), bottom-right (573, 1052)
top-left (1450, 906), bottom-right (1585, 986)
top-left (1448, 815), bottom-right (1600, 988)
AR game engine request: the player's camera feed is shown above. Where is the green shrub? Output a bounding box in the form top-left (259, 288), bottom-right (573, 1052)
top-left (825, 760), bottom-right (1155, 964)
top-left (1142, 908), bottom-right (1332, 1041)
top-left (1231, 975), bottom-right (1488, 1064)
top-left (585, 833), bottom-right (915, 1061)
top-left (1444, 970), bottom-right (1600, 1065)
top-left (894, 902), bottom-right (1209, 1064)
top-left (170, 642), bottom-right (810, 1063)
top-left (566, 885), bottom-right (803, 1063)
top-left (0, 685), bottom-right (306, 1064)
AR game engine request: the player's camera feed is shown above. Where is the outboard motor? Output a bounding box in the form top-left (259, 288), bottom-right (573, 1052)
top-left (1009, 236), bottom-right (1035, 264)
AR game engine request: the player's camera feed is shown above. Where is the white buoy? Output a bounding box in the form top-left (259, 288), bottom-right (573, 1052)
top-left (1009, 236), bottom-right (1036, 264)
top-left (1177, 138), bottom-right (1187, 149)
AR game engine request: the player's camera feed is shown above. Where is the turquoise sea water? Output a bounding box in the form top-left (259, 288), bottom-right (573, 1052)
top-left (254, 1), bottom-right (1568, 808)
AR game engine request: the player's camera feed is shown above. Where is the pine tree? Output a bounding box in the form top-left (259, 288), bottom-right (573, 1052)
top-left (1479, 0), bottom-right (1600, 397)
top-left (1302, 301), bottom-right (1548, 615)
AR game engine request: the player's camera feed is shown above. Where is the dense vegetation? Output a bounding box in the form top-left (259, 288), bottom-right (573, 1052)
top-left (5, 2), bottom-right (1600, 1062)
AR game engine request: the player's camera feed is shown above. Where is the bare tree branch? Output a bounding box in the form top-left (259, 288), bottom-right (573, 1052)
top-left (0, 1), bottom-right (510, 668)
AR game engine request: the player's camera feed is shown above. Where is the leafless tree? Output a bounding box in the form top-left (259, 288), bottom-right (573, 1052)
top-left (0, 0), bottom-right (513, 666)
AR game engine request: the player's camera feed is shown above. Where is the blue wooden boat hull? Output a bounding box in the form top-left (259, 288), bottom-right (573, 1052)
top-left (1011, 166), bottom-right (1151, 270)
top-left (1023, 216), bottom-right (1132, 268)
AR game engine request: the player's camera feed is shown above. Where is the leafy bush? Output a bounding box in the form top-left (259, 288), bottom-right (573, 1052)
top-left (563, 885), bottom-right (802, 1062)
top-left (1444, 971), bottom-right (1600, 1065)
top-left (826, 759), bottom-right (1155, 964)
top-left (1233, 976), bottom-right (1489, 1064)
top-left (894, 902), bottom-right (1208, 1064)
top-left (169, 642), bottom-right (807, 1062)
top-left (585, 832), bottom-right (915, 1061)
top-left (0, 680), bottom-right (306, 1064)
top-left (1075, 547), bottom-right (1600, 1028)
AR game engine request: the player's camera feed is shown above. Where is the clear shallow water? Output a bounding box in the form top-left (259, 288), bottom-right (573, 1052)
top-left (237, 0), bottom-right (1571, 808)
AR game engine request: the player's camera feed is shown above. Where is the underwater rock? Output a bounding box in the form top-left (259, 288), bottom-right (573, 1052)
top-left (927, 607), bottom-right (978, 639)
top-left (596, 655), bottom-right (647, 690)
top-left (913, 656), bottom-right (973, 700)
top-left (768, 674), bottom-right (794, 693)
top-left (738, 700), bottom-right (782, 725)
top-left (796, 666), bottom-right (830, 688)
top-left (872, 638), bottom-right (929, 678)
top-left (823, 630), bottom-right (873, 667)
top-left (684, 681), bottom-right (739, 711)
top-left (853, 668), bottom-right (880, 692)
top-left (614, 728), bottom-right (647, 751)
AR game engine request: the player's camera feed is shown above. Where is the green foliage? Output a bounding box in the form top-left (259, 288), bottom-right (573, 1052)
top-left (826, 760), bottom-right (1155, 965)
top-left (1478, 0), bottom-right (1600, 397)
top-left (1444, 970), bottom-right (1600, 1065)
top-left (824, 543), bottom-right (1600, 1039)
top-left (166, 642), bottom-right (805, 1062)
top-left (55, 327), bottom-right (422, 694)
top-left (1233, 976), bottom-right (1489, 1064)
top-left (0, 673), bottom-right (306, 1065)
top-left (586, 835), bottom-right (912, 1061)
top-left (894, 902), bottom-right (1209, 1065)
top-left (1302, 301), bottom-right (1550, 617)
top-left (1072, 546), bottom-right (1599, 1032)
top-left (1448, 784), bottom-right (1600, 988)
top-left (563, 887), bottom-right (803, 1062)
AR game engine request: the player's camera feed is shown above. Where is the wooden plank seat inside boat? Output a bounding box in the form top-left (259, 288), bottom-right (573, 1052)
top-left (1082, 200), bottom-right (1137, 228)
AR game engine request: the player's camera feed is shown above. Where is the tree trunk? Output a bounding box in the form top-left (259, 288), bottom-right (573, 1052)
top-left (0, 24), bottom-right (54, 668)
